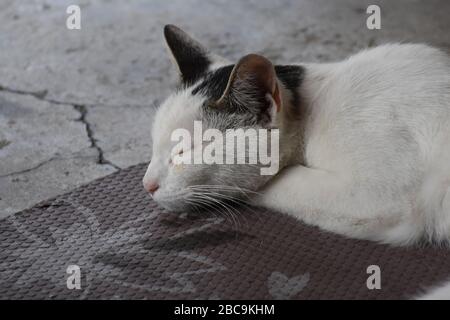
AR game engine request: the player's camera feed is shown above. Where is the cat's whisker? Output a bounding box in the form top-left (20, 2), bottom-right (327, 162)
top-left (187, 182), bottom-right (262, 229)
top-left (190, 192), bottom-right (242, 232)
top-left (184, 198), bottom-right (220, 221)
top-left (187, 184), bottom-right (262, 196)
top-left (213, 177), bottom-right (263, 227)
top-left (201, 194), bottom-right (241, 231)
top-left (189, 193), bottom-right (232, 223)
top-left (202, 189), bottom-right (249, 231)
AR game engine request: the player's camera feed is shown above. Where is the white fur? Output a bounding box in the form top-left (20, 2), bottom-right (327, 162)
top-left (144, 91), bottom-right (203, 201)
top-left (417, 280), bottom-right (450, 300)
top-left (257, 44), bottom-right (450, 245)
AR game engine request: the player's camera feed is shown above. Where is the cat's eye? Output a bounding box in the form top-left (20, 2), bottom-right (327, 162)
top-left (169, 149), bottom-right (184, 165)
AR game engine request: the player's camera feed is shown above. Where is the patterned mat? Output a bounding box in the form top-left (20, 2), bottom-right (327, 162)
top-left (1, 163), bottom-right (449, 299)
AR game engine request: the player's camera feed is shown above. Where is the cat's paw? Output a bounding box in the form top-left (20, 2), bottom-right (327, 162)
top-left (251, 184), bottom-right (280, 209)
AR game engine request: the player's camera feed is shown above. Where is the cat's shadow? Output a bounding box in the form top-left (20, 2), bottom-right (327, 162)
top-left (148, 209), bottom-right (255, 251)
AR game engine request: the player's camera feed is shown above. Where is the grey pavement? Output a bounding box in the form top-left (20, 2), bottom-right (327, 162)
top-left (1, 0), bottom-right (449, 217)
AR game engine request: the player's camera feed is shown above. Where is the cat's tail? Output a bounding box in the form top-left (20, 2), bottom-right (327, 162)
top-left (416, 143), bottom-right (450, 244)
top-left (416, 279), bottom-right (450, 300)
top-left (418, 174), bottom-right (450, 244)
top-left (380, 179), bottom-right (450, 246)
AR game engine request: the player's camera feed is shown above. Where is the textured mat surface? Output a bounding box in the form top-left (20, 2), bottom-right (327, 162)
top-left (1, 163), bottom-right (449, 299)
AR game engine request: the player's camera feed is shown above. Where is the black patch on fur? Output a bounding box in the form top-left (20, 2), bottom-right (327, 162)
top-left (192, 64), bottom-right (305, 108)
top-left (194, 63), bottom-right (305, 129)
top-left (164, 26), bottom-right (211, 85)
top-left (192, 65), bottom-right (234, 99)
top-left (274, 65), bottom-right (305, 107)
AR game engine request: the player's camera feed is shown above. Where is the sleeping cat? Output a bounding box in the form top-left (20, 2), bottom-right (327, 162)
top-left (143, 25), bottom-right (450, 247)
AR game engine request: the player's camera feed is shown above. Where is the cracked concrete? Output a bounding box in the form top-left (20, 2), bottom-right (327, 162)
top-left (0, 90), bottom-right (116, 216)
top-left (1, 0), bottom-right (449, 217)
top-left (73, 104), bottom-right (121, 169)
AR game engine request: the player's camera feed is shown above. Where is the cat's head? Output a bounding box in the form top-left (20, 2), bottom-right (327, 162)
top-left (143, 25), bottom-right (299, 212)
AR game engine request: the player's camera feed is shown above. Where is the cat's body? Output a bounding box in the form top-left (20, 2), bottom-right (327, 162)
top-left (143, 25), bottom-right (450, 248)
top-left (259, 44), bottom-right (450, 245)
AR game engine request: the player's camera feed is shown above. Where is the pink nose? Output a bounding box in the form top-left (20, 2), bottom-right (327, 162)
top-left (143, 180), bottom-right (159, 195)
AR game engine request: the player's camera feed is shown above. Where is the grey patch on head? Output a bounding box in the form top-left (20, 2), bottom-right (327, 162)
top-left (192, 64), bottom-right (306, 130)
top-left (192, 65), bottom-right (234, 101)
top-left (268, 271), bottom-right (310, 300)
top-left (196, 68), bottom-right (273, 130)
top-left (192, 64), bottom-right (306, 105)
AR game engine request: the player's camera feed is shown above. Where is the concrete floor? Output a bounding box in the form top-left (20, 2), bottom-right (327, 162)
top-left (1, 0), bottom-right (449, 217)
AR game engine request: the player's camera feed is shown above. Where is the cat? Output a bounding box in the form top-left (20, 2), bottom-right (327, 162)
top-left (143, 24), bottom-right (450, 248)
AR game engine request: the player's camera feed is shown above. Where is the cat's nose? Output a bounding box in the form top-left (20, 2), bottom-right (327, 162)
top-left (143, 180), bottom-right (159, 195)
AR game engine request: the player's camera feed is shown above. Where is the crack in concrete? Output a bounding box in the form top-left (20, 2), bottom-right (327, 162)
top-left (0, 84), bottom-right (121, 171)
top-left (0, 157), bottom-right (56, 178)
top-left (73, 105), bottom-right (121, 170)
top-left (0, 84), bottom-right (71, 106)
top-left (0, 84), bottom-right (48, 100)
top-left (0, 83), bottom-right (91, 106)
top-left (0, 83), bottom-right (154, 109)
top-left (0, 154), bottom-right (111, 178)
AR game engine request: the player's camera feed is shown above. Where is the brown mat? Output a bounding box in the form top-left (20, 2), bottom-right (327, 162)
top-left (1, 163), bottom-right (449, 300)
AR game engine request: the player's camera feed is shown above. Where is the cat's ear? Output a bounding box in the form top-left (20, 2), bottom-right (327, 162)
top-left (164, 24), bottom-right (212, 84)
top-left (216, 54), bottom-right (282, 126)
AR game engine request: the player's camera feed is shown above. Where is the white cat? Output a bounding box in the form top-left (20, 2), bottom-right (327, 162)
top-left (144, 25), bottom-right (450, 247)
